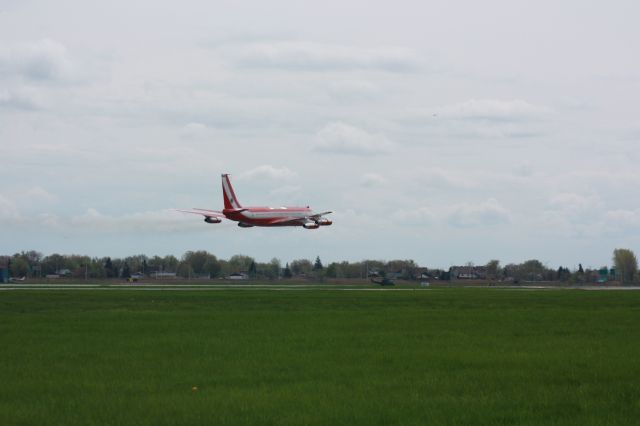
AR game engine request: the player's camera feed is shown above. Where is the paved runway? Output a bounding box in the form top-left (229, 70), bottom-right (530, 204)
top-left (0, 283), bottom-right (423, 291)
top-left (2, 283), bottom-right (639, 291)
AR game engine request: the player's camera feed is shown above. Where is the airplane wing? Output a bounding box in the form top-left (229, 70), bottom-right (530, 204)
top-left (175, 208), bottom-right (225, 218)
top-left (267, 211), bottom-right (333, 226)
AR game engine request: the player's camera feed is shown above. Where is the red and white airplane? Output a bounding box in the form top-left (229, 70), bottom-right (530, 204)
top-left (178, 174), bottom-right (333, 229)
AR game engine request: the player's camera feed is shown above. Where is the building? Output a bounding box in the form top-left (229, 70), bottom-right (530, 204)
top-left (449, 265), bottom-right (488, 280)
top-left (228, 272), bottom-right (248, 280)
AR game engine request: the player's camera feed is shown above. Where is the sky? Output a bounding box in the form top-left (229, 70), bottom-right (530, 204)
top-left (1, 0), bottom-right (639, 269)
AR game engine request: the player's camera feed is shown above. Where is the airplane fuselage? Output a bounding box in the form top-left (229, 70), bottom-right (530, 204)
top-left (224, 206), bottom-right (313, 227)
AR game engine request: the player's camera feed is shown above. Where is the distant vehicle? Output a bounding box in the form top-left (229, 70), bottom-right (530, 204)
top-left (178, 174), bottom-right (333, 229)
top-left (371, 277), bottom-right (395, 286)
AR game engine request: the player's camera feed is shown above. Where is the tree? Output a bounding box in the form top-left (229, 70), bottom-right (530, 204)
top-left (203, 256), bottom-right (221, 278)
top-left (269, 258), bottom-right (281, 279)
top-left (228, 255), bottom-right (255, 273)
top-left (313, 256), bottom-right (323, 271)
top-left (90, 258), bottom-right (106, 279)
top-left (104, 257), bottom-right (114, 278)
top-left (182, 251), bottom-right (208, 274)
top-left (181, 251), bottom-right (220, 278)
top-left (163, 255), bottom-right (179, 272)
top-left (386, 259), bottom-right (418, 279)
top-left (486, 260), bottom-right (500, 280)
top-left (557, 266), bottom-right (571, 282)
top-left (177, 262), bottom-right (193, 279)
top-left (290, 259), bottom-right (313, 276)
top-left (613, 248), bottom-right (638, 284)
top-left (9, 256), bottom-right (29, 277)
top-left (325, 262), bottom-right (338, 278)
top-left (147, 256), bottom-right (164, 273)
top-left (521, 259), bottom-right (544, 282)
top-left (122, 262), bottom-right (131, 279)
top-left (41, 253), bottom-right (66, 275)
top-left (283, 263), bottom-right (292, 278)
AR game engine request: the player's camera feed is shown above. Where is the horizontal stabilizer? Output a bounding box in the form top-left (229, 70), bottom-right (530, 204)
top-left (309, 211), bottom-right (332, 219)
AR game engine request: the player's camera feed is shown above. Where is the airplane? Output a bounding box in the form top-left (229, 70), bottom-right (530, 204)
top-left (177, 174), bottom-right (333, 229)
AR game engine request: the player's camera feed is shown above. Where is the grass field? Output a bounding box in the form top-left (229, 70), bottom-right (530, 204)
top-left (1, 288), bottom-right (639, 425)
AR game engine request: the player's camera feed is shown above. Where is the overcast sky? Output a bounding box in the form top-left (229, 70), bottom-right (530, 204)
top-left (1, 0), bottom-right (639, 268)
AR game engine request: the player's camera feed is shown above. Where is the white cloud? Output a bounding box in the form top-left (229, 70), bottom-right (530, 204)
top-left (180, 122), bottom-right (209, 139)
top-left (360, 173), bottom-right (387, 188)
top-left (0, 39), bottom-right (74, 81)
top-left (70, 208), bottom-right (203, 233)
top-left (416, 168), bottom-right (478, 190)
top-left (0, 195), bottom-right (21, 222)
top-left (327, 80), bottom-right (380, 102)
top-left (400, 99), bottom-right (551, 140)
top-left (313, 122), bottom-right (395, 156)
top-left (549, 193), bottom-right (601, 212)
top-left (436, 99), bottom-right (551, 122)
top-left (0, 204), bottom-right (208, 234)
top-left (392, 207), bottom-right (435, 224)
top-left (269, 185), bottom-right (301, 197)
top-left (512, 162), bottom-right (534, 177)
top-left (0, 87), bottom-right (42, 110)
top-left (602, 209), bottom-right (640, 235)
top-left (447, 198), bottom-right (511, 228)
top-left (238, 165), bottom-right (297, 181)
top-left (327, 208), bottom-right (379, 237)
top-left (220, 41), bottom-right (423, 71)
top-left (22, 186), bottom-right (59, 205)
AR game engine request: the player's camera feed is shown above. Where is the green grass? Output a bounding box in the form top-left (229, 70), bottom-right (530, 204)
top-left (1, 289), bottom-right (639, 425)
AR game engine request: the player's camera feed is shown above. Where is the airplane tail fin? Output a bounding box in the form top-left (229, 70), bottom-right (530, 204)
top-left (221, 174), bottom-right (242, 210)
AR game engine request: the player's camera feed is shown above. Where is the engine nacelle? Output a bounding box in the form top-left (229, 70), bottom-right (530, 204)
top-left (204, 216), bottom-right (222, 224)
top-left (303, 222), bottom-right (320, 229)
top-left (238, 222), bottom-right (254, 228)
top-left (317, 218), bottom-right (332, 226)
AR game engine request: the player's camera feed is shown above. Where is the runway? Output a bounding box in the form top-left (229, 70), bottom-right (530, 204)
top-left (1, 283), bottom-right (639, 291)
top-left (0, 283), bottom-right (424, 291)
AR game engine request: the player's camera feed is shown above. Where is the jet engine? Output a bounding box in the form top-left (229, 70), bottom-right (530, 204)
top-left (303, 222), bottom-right (320, 229)
top-left (238, 222), bottom-right (254, 228)
top-left (204, 216), bottom-right (222, 224)
top-left (317, 218), bottom-right (332, 226)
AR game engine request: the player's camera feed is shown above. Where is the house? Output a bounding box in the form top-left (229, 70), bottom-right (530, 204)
top-left (228, 272), bottom-right (248, 280)
top-left (449, 266), bottom-right (488, 280)
top-left (154, 271), bottom-right (177, 279)
top-left (415, 268), bottom-right (431, 280)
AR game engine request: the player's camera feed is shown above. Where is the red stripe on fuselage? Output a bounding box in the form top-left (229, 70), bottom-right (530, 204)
top-left (223, 206), bottom-right (312, 226)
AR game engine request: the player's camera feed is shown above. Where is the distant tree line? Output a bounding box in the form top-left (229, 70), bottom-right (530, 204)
top-left (458, 250), bottom-right (638, 284)
top-left (1, 248), bottom-right (638, 284)
top-left (0, 251), bottom-right (281, 280)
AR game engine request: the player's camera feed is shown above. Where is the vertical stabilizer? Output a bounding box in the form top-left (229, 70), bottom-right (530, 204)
top-left (221, 174), bottom-right (242, 210)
